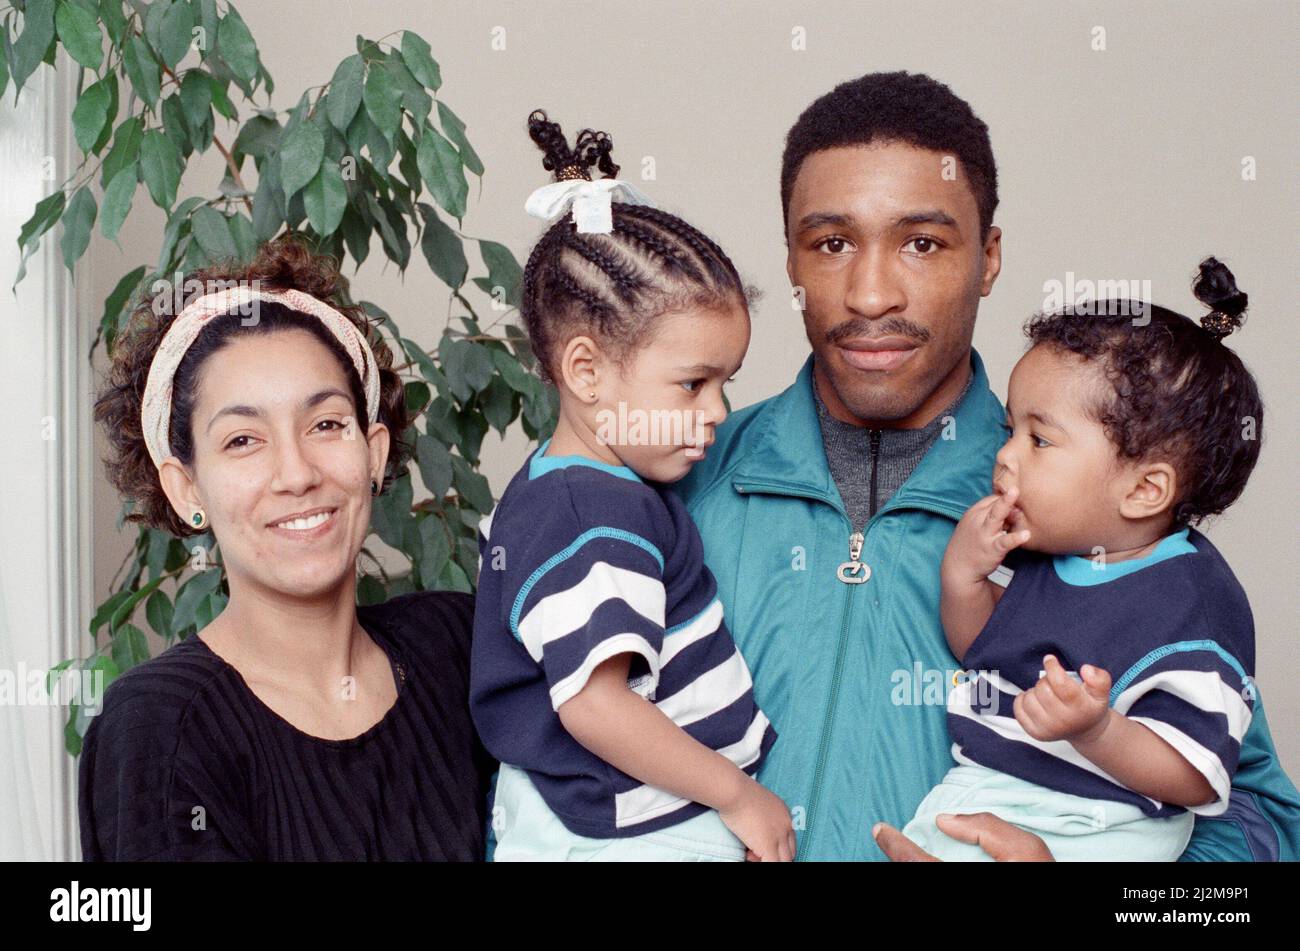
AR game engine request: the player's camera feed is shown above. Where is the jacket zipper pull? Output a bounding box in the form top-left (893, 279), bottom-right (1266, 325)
top-left (836, 530), bottom-right (870, 584)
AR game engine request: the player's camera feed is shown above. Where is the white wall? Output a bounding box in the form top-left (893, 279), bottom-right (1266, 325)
top-left (0, 61), bottom-right (92, 861)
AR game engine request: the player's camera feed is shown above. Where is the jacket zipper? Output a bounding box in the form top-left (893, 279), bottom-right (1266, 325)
top-left (738, 429), bottom-right (961, 859)
top-left (791, 429), bottom-right (882, 861)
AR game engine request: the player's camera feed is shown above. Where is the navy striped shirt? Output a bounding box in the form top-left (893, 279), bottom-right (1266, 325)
top-left (470, 438), bottom-right (777, 838)
top-left (953, 528), bottom-right (1255, 818)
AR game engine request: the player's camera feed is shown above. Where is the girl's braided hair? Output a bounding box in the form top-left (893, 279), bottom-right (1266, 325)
top-left (520, 109), bottom-right (756, 386)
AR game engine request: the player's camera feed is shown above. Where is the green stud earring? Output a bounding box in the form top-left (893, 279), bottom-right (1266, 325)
top-left (191, 510), bottom-right (207, 529)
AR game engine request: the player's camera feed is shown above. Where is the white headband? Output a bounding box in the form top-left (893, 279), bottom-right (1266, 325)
top-left (525, 177), bottom-right (654, 233)
top-left (140, 286), bottom-right (381, 469)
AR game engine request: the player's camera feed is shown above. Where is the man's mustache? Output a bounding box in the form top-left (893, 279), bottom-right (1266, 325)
top-left (823, 316), bottom-right (932, 346)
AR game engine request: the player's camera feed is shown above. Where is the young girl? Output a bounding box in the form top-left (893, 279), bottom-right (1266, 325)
top-left (470, 111), bottom-right (793, 861)
top-left (903, 257), bottom-right (1263, 860)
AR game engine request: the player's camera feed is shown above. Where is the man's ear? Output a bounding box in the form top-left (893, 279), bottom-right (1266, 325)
top-left (1118, 460), bottom-right (1178, 521)
top-left (157, 457), bottom-right (202, 526)
top-left (979, 225), bottom-right (1002, 297)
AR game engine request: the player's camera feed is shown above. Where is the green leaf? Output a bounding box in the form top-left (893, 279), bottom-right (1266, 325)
top-left (89, 589), bottom-right (132, 640)
top-left (366, 193), bottom-right (409, 268)
top-left (123, 34), bottom-right (161, 108)
top-left (417, 126), bottom-right (468, 219)
top-left (60, 186), bottom-right (96, 273)
top-left (417, 202), bottom-right (467, 289)
top-left (357, 574), bottom-right (386, 606)
top-left (191, 206), bottom-right (238, 261)
top-left (303, 160), bottom-right (347, 236)
top-left (0, 30), bottom-right (8, 100)
top-left (70, 77), bottom-right (111, 154)
top-left (437, 101), bottom-right (483, 176)
top-left (362, 64), bottom-right (400, 139)
top-left (228, 212), bottom-right (257, 263)
top-left (340, 204), bottom-right (370, 266)
top-left (450, 454), bottom-right (495, 512)
top-left (99, 166), bottom-right (137, 242)
top-left (326, 54), bottom-right (364, 132)
top-left (111, 624), bottom-right (151, 673)
top-left (140, 130), bottom-right (182, 209)
top-left (194, 0), bottom-right (219, 59)
top-left (216, 6), bottom-right (258, 85)
top-left (180, 69), bottom-right (214, 136)
top-left (145, 590), bottom-right (174, 638)
top-left (481, 376), bottom-right (514, 434)
top-left (439, 336), bottom-right (494, 401)
top-left (369, 471), bottom-right (412, 549)
top-left (399, 31), bottom-right (441, 90)
top-left (279, 119), bottom-right (324, 201)
top-left (170, 568), bottom-right (223, 633)
top-left (96, 264), bottom-right (146, 350)
top-left (10, 0), bottom-right (55, 97)
top-left (158, 0), bottom-right (195, 69)
top-left (405, 380), bottom-right (431, 416)
top-left (45, 659), bottom-right (74, 698)
top-left (251, 154), bottom-right (284, 241)
top-left (416, 432), bottom-right (453, 500)
top-left (145, 527), bottom-right (171, 581)
top-left (478, 239), bottom-right (523, 308)
top-left (99, 116), bottom-right (143, 188)
top-left (14, 190), bottom-right (65, 287)
top-left (491, 346), bottom-right (536, 394)
top-left (209, 75), bottom-right (236, 119)
top-left (384, 58), bottom-right (430, 123)
top-left (108, 575), bottom-right (164, 635)
top-left (194, 590), bottom-right (226, 630)
top-left (55, 1), bottom-right (103, 70)
top-left (416, 514), bottom-right (451, 587)
top-left (162, 93), bottom-right (193, 157)
top-left (232, 113), bottom-right (280, 163)
top-left (399, 335), bottom-right (448, 396)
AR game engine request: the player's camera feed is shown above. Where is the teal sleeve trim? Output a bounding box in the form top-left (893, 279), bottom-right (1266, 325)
top-left (1110, 638), bottom-right (1249, 706)
top-left (508, 527), bottom-right (665, 640)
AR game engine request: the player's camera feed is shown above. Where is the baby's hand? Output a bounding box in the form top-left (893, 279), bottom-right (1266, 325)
top-left (1014, 655), bottom-right (1112, 743)
top-left (945, 486), bottom-right (1031, 584)
top-left (718, 779), bottom-right (795, 862)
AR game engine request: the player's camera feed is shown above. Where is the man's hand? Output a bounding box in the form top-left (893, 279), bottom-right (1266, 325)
top-left (944, 486), bottom-right (1031, 585)
top-left (872, 814), bottom-right (1055, 862)
top-left (1014, 654), bottom-right (1112, 744)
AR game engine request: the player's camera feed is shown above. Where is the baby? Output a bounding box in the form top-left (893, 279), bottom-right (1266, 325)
top-left (903, 257), bottom-right (1262, 860)
top-left (470, 111), bottom-right (793, 861)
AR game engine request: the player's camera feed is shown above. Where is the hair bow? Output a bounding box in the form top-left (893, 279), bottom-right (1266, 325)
top-left (524, 178), bottom-right (654, 234)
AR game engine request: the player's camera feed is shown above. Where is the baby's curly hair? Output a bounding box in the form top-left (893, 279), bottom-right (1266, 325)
top-left (1024, 257), bottom-right (1262, 527)
top-left (95, 235), bottom-right (411, 538)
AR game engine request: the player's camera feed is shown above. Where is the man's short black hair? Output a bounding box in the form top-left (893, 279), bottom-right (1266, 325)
top-left (781, 71), bottom-right (999, 239)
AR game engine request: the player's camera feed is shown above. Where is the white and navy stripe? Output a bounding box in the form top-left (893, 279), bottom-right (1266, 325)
top-left (469, 441), bottom-right (777, 838)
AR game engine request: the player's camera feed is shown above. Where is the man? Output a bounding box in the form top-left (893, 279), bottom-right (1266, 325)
top-left (675, 71), bottom-right (1300, 861)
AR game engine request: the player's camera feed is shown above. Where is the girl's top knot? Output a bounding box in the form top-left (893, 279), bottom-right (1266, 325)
top-left (1193, 256), bottom-right (1249, 342)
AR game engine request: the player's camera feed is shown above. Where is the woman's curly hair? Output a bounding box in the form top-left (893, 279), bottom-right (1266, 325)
top-left (1024, 257), bottom-right (1263, 527)
top-left (95, 235), bottom-right (411, 537)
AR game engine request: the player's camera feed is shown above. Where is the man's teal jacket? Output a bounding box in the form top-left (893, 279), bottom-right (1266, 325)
top-left (674, 348), bottom-right (1300, 861)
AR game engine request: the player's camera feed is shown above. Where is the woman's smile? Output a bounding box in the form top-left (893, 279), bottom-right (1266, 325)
top-left (266, 505), bottom-right (341, 540)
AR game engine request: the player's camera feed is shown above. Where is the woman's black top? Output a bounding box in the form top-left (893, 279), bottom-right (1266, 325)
top-left (78, 590), bottom-right (496, 860)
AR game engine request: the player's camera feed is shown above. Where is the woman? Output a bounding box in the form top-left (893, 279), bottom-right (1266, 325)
top-left (81, 236), bottom-right (494, 860)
